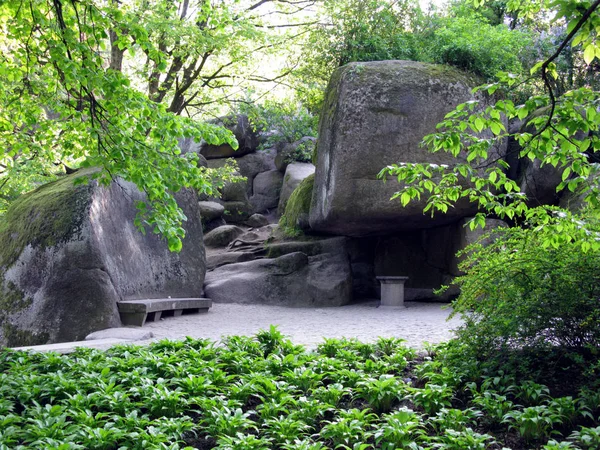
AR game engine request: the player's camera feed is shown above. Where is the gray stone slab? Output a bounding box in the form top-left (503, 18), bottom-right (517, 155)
top-left (85, 327), bottom-right (154, 341)
top-left (11, 338), bottom-right (132, 354)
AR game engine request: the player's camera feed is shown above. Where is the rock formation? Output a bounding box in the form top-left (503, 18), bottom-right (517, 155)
top-left (0, 169), bottom-right (206, 347)
top-left (309, 60), bottom-right (502, 236)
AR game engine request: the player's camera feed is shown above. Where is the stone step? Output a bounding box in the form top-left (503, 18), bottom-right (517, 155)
top-left (117, 298), bottom-right (211, 327)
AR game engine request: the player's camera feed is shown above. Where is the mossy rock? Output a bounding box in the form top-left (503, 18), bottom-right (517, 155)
top-left (310, 60), bottom-right (494, 236)
top-left (0, 168), bottom-right (97, 271)
top-left (0, 170), bottom-right (207, 347)
top-left (279, 173), bottom-right (314, 236)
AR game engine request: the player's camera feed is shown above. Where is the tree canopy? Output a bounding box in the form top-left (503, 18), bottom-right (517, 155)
top-left (0, 0), bottom-right (312, 250)
top-left (380, 0), bottom-right (600, 251)
top-left (1, 0), bottom-right (599, 251)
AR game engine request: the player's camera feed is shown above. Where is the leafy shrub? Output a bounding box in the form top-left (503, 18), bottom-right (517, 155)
top-left (410, 384), bottom-right (454, 415)
top-left (569, 425), bottom-right (600, 449)
top-left (504, 404), bottom-right (566, 442)
top-left (238, 100), bottom-right (318, 151)
top-left (428, 427), bottom-right (496, 449)
top-left (430, 407), bottom-right (483, 432)
top-left (320, 408), bottom-right (376, 448)
top-left (374, 407), bottom-right (425, 449)
top-left (0, 330), bottom-right (597, 449)
top-left (356, 375), bottom-right (407, 414)
top-left (449, 224), bottom-right (600, 356)
top-left (284, 138), bottom-right (316, 165)
top-left (424, 15), bottom-right (533, 79)
top-left (471, 391), bottom-right (515, 425)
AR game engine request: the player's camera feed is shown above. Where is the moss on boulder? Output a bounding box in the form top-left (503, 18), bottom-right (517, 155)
top-left (309, 60), bottom-right (500, 236)
top-left (279, 173), bottom-right (314, 236)
top-left (0, 169), bottom-right (97, 271)
top-left (0, 169), bottom-right (207, 347)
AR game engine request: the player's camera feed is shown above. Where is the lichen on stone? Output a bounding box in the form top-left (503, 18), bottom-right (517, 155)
top-left (2, 322), bottom-right (49, 347)
top-left (0, 282), bottom-right (32, 317)
top-left (0, 168), bottom-right (97, 271)
top-left (279, 173), bottom-right (314, 236)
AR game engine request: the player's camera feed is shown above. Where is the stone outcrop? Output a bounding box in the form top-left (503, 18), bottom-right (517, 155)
top-left (250, 170), bottom-right (284, 213)
top-left (204, 251), bottom-right (352, 307)
top-left (206, 149), bottom-right (276, 196)
top-left (198, 201), bottom-right (225, 223)
top-left (278, 163), bottom-right (316, 215)
top-left (0, 169), bottom-right (206, 347)
top-left (309, 60), bottom-right (500, 236)
top-left (204, 225), bottom-right (245, 248)
top-left (245, 214), bottom-right (270, 228)
top-left (200, 115), bottom-right (260, 159)
top-left (222, 200), bottom-right (253, 223)
top-left (237, 150), bottom-right (277, 195)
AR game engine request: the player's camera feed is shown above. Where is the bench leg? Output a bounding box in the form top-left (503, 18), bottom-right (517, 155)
top-left (146, 311), bottom-right (162, 322)
top-left (120, 312), bottom-right (148, 327)
top-left (173, 309), bottom-right (183, 317)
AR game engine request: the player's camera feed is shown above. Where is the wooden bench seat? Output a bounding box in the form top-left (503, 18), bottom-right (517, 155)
top-left (117, 298), bottom-right (212, 327)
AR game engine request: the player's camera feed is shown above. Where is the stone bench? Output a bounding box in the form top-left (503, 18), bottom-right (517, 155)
top-left (117, 298), bottom-right (212, 327)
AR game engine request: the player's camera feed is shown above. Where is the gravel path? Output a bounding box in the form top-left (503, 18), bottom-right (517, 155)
top-left (142, 301), bottom-right (462, 349)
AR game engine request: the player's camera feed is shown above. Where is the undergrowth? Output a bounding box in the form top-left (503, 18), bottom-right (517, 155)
top-left (0, 328), bottom-right (598, 449)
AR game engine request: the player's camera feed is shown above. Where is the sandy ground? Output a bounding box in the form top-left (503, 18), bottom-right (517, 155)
top-left (141, 301), bottom-right (462, 349)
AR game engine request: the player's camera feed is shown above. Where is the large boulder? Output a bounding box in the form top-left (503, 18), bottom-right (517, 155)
top-left (245, 213), bottom-right (270, 228)
top-left (198, 201), bottom-right (225, 223)
top-left (204, 251), bottom-right (352, 307)
top-left (204, 225), bottom-right (245, 248)
top-left (278, 163), bottom-right (316, 215)
top-left (200, 115), bottom-right (260, 159)
top-left (0, 169), bottom-right (206, 347)
top-left (237, 150), bottom-right (277, 195)
top-left (222, 200), bottom-right (253, 223)
top-left (221, 179), bottom-right (250, 203)
top-left (309, 60), bottom-right (499, 236)
top-left (249, 170), bottom-right (284, 213)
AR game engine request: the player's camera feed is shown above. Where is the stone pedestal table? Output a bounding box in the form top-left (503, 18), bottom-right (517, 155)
top-left (377, 276), bottom-right (409, 307)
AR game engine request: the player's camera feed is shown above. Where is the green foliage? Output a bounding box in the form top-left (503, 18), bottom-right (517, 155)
top-left (423, 14), bottom-right (533, 80)
top-left (356, 375), bottom-right (407, 414)
top-left (428, 427), bottom-right (496, 449)
top-left (0, 333), bottom-right (598, 449)
top-left (239, 100), bottom-right (318, 152)
top-left (294, 0), bottom-right (422, 111)
top-left (0, 0), bottom-right (308, 251)
top-left (410, 384), bottom-right (454, 415)
top-left (503, 405), bottom-right (564, 442)
top-left (373, 408), bottom-right (425, 450)
top-left (0, 0), bottom-right (250, 251)
top-left (448, 224), bottom-right (600, 354)
top-left (295, 0), bottom-right (534, 110)
top-left (569, 425), bottom-right (600, 449)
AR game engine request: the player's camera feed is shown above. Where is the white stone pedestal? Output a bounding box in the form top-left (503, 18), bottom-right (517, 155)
top-left (377, 276), bottom-right (409, 307)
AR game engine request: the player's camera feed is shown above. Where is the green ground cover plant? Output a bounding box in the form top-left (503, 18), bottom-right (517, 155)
top-left (0, 328), bottom-right (598, 450)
